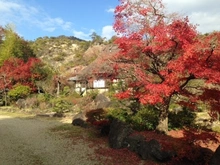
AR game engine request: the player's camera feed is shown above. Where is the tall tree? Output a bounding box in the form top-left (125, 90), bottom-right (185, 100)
top-left (112, 0), bottom-right (220, 133)
top-left (90, 32), bottom-right (103, 45)
top-left (0, 26), bottom-right (4, 44)
top-left (0, 25), bottom-right (35, 66)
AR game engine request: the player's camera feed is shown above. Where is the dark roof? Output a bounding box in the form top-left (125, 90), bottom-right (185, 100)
top-left (68, 75), bottom-right (86, 81)
top-left (78, 44), bottom-right (119, 79)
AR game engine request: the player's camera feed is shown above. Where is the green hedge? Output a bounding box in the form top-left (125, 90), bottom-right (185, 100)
top-left (8, 84), bottom-right (31, 100)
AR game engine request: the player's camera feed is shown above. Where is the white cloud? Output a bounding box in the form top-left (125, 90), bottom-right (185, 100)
top-left (190, 12), bottom-right (220, 33)
top-left (106, 8), bottom-right (114, 13)
top-left (163, 0), bottom-right (220, 33)
top-left (0, 0), bottom-right (73, 33)
top-left (34, 17), bottom-right (73, 32)
top-left (43, 27), bottom-right (56, 32)
top-left (102, 25), bottom-right (116, 40)
top-left (0, 1), bottom-right (21, 12)
top-left (72, 29), bottom-right (95, 40)
top-left (163, 0), bottom-right (220, 13)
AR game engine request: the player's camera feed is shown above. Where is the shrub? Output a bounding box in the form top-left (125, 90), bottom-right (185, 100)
top-left (25, 96), bottom-right (38, 109)
top-left (129, 105), bottom-right (159, 131)
top-left (168, 107), bottom-right (196, 130)
top-left (107, 105), bottom-right (159, 131)
top-left (38, 102), bottom-right (50, 110)
top-left (53, 55), bottom-right (64, 61)
top-left (70, 91), bottom-right (82, 98)
top-left (37, 93), bottom-right (50, 102)
top-left (87, 90), bottom-right (99, 100)
top-left (50, 98), bottom-right (73, 114)
top-left (107, 107), bottom-right (130, 122)
top-left (61, 86), bottom-right (70, 96)
top-left (8, 84), bottom-right (31, 101)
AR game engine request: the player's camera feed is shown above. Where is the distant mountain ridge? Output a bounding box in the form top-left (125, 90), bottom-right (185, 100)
top-left (29, 35), bottom-right (115, 77)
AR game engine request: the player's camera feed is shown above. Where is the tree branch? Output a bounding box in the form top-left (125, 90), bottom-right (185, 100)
top-left (180, 74), bottom-right (195, 90)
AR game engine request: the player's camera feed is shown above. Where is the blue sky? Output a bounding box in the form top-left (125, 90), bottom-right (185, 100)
top-left (0, 0), bottom-right (119, 41)
top-left (0, 0), bottom-right (220, 41)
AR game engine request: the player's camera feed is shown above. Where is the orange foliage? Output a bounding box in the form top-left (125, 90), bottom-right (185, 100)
top-left (112, 0), bottom-right (220, 115)
top-left (0, 57), bottom-right (42, 91)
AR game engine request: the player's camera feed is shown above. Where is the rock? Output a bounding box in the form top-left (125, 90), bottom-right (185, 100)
top-left (72, 118), bottom-right (88, 128)
top-left (124, 134), bottom-right (145, 153)
top-left (153, 150), bottom-right (175, 162)
top-left (94, 93), bottom-right (110, 103)
top-left (73, 112), bottom-right (87, 121)
top-left (96, 101), bottom-right (111, 109)
top-left (108, 119), bottom-right (133, 149)
top-left (209, 145), bottom-right (220, 165)
top-left (108, 119), bottom-right (174, 162)
top-left (100, 125), bottom-right (110, 136)
top-left (36, 112), bottom-right (56, 117)
top-left (138, 139), bottom-right (160, 160)
top-left (53, 113), bottom-right (64, 117)
top-left (94, 93), bottom-right (111, 109)
top-left (138, 139), bottom-right (175, 162)
top-left (85, 108), bottom-right (106, 124)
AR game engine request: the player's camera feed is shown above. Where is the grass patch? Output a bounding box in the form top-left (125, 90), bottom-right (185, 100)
top-left (51, 124), bottom-right (87, 137)
top-left (51, 123), bottom-right (82, 133)
top-left (0, 107), bottom-right (35, 118)
top-left (50, 123), bottom-right (101, 140)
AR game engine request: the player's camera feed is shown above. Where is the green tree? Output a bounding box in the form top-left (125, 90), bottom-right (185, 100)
top-left (90, 32), bottom-right (103, 45)
top-left (0, 25), bottom-right (35, 66)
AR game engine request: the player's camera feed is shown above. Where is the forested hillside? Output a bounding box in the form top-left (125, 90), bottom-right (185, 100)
top-left (30, 35), bottom-right (89, 74)
top-left (30, 34), bottom-right (115, 76)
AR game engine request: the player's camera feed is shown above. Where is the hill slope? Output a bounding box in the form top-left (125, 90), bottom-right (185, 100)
top-left (30, 35), bottom-right (116, 77)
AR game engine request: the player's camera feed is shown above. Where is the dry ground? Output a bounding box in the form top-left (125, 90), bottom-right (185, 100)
top-left (0, 109), bottom-right (219, 165)
top-left (0, 113), bottom-right (99, 165)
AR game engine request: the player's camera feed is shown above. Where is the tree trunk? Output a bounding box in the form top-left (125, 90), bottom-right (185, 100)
top-left (3, 90), bottom-right (7, 106)
top-left (2, 75), bottom-right (8, 106)
top-left (57, 82), bottom-right (60, 96)
top-left (156, 98), bottom-right (171, 134)
top-left (156, 105), bottom-right (169, 133)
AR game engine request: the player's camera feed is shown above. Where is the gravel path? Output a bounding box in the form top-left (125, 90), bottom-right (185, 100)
top-left (0, 115), bottom-right (99, 165)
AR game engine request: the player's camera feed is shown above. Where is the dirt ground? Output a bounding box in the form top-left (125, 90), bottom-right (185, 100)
top-left (0, 110), bottom-right (219, 165)
top-left (168, 129), bottom-right (220, 152)
top-left (0, 114), bottom-right (99, 165)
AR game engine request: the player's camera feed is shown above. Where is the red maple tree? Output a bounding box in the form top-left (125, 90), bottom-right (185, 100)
top-left (0, 57), bottom-right (44, 92)
top-left (112, 0), bottom-right (220, 133)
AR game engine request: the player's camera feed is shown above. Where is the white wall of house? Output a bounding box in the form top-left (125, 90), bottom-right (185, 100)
top-left (75, 87), bottom-right (86, 94)
top-left (75, 82), bottom-right (82, 88)
top-left (93, 79), bottom-right (105, 88)
top-left (69, 81), bottom-right (87, 95)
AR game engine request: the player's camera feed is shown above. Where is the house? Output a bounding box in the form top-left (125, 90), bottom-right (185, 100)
top-left (68, 44), bottom-right (119, 95)
top-left (67, 75), bottom-right (87, 95)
